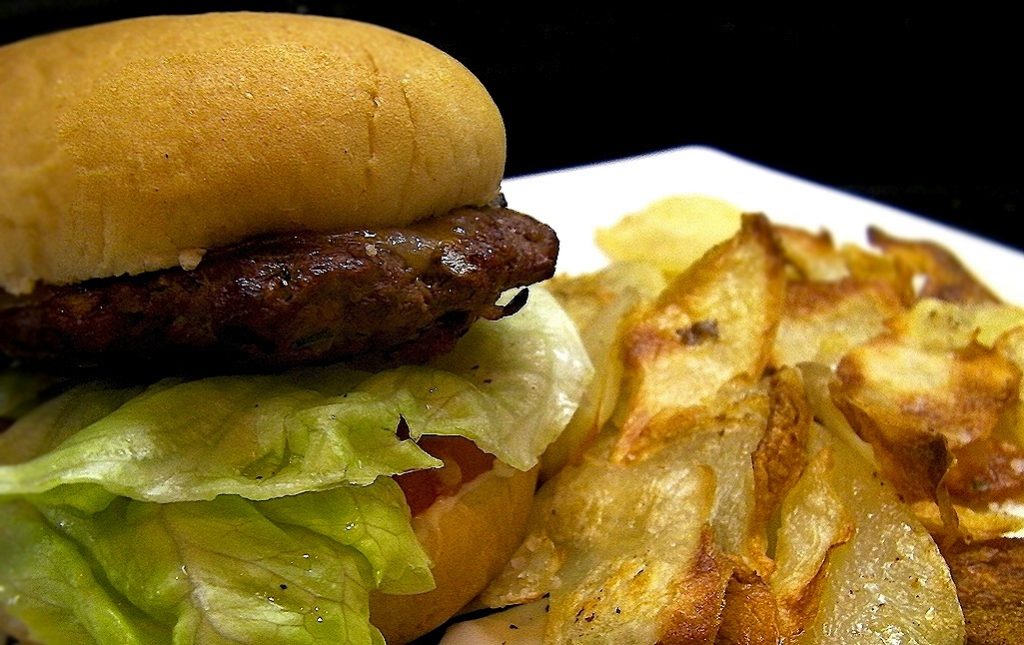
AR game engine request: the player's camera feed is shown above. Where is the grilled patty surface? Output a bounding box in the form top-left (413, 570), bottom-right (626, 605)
top-left (0, 206), bottom-right (558, 372)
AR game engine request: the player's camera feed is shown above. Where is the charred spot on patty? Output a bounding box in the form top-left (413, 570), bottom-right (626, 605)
top-left (0, 206), bottom-right (558, 373)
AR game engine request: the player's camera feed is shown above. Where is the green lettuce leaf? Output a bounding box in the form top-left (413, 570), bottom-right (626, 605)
top-left (0, 499), bottom-right (168, 644)
top-left (0, 479), bottom-right (429, 645)
top-left (0, 375), bottom-right (439, 502)
top-left (358, 287), bottom-right (595, 470)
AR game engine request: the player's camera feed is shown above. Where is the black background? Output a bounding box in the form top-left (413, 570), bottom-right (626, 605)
top-left (3, 2), bottom-right (1021, 252)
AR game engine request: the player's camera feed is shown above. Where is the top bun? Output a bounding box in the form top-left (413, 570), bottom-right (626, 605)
top-left (0, 12), bottom-right (506, 294)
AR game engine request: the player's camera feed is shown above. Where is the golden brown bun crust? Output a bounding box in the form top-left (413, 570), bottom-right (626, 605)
top-left (370, 463), bottom-right (538, 644)
top-left (0, 12), bottom-right (506, 294)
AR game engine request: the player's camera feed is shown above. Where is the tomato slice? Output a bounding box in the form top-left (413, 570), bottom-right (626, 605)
top-left (395, 436), bottom-right (496, 516)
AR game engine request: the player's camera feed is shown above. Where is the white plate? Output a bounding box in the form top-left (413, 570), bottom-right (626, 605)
top-left (503, 145), bottom-right (1024, 303)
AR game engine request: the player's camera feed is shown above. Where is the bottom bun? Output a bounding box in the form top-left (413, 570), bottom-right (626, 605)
top-left (370, 461), bottom-right (539, 644)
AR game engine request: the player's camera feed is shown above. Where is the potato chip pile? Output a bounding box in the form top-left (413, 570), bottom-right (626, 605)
top-left (446, 196), bottom-right (1024, 644)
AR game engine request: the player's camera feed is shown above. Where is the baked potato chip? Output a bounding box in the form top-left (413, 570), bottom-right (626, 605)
top-left (615, 213), bottom-right (785, 461)
top-left (831, 333), bottom-right (1020, 528)
top-left (480, 381), bottom-right (774, 641)
top-left (895, 298), bottom-right (1024, 351)
top-left (845, 297), bottom-right (1024, 514)
top-left (481, 440), bottom-right (728, 643)
top-left (833, 335), bottom-right (1018, 450)
top-left (545, 262), bottom-right (667, 334)
top-left (470, 361), bottom-right (964, 642)
top-left (772, 224), bottom-right (849, 282)
top-left (995, 325), bottom-right (1024, 447)
top-left (542, 263), bottom-right (666, 477)
top-left (840, 241), bottom-right (917, 306)
top-left (770, 446), bottom-right (854, 636)
top-left (868, 226), bottom-right (999, 304)
top-left (943, 538), bottom-right (1024, 644)
top-left (798, 362), bottom-right (965, 641)
top-left (790, 420), bottom-right (965, 643)
top-left (595, 195), bottom-right (742, 274)
top-left (716, 575), bottom-right (781, 644)
top-left (911, 501), bottom-right (1024, 543)
top-left (772, 277), bottom-right (904, 368)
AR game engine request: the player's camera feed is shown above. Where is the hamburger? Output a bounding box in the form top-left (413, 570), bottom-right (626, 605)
top-left (0, 12), bottom-right (591, 645)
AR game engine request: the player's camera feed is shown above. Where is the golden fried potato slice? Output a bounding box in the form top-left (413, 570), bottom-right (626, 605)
top-left (749, 367), bottom-right (813, 570)
top-left (944, 437), bottom-right (1024, 504)
top-left (481, 382), bottom-right (775, 642)
top-left (857, 337), bottom-right (1020, 449)
top-left (545, 262), bottom-right (667, 334)
top-left (716, 575), bottom-right (781, 645)
top-left (943, 538), bottom-right (1024, 645)
top-left (772, 224), bottom-right (849, 282)
top-left (770, 446), bottom-right (854, 638)
top-left (789, 421), bottom-right (965, 644)
top-left (678, 381), bottom-right (774, 565)
top-left (798, 364), bottom-right (965, 641)
top-left (595, 195), bottom-right (742, 274)
top-left (878, 298), bottom-right (1024, 510)
top-left (831, 336), bottom-right (1020, 508)
top-left (542, 262), bottom-right (667, 478)
top-left (911, 501), bottom-right (1024, 543)
top-left (810, 327), bottom-right (1024, 540)
top-left (869, 226), bottom-right (1000, 304)
top-left (895, 297), bottom-right (1024, 351)
top-left (483, 448), bottom-right (729, 644)
top-left (476, 360), bottom-right (966, 643)
top-left (840, 242), bottom-right (917, 306)
top-left (991, 326), bottom-right (1024, 448)
top-left (772, 277), bottom-right (905, 368)
top-left (615, 213), bottom-right (785, 461)
top-left (544, 262), bottom-right (663, 481)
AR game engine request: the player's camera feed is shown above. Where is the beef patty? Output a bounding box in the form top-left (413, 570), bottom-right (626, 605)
top-left (0, 206), bottom-right (557, 372)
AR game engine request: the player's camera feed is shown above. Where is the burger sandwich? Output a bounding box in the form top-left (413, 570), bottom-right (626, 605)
top-left (0, 13), bottom-right (592, 644)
